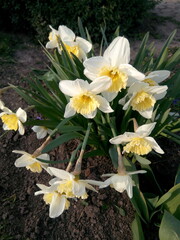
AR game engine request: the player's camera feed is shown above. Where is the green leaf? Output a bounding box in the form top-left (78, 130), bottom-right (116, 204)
top-left (154, 30), bottom-right (177, 69)
top-left (156, 192), bottom-right (172, 208)
top-left (159, 211), bottom-right (180, 240)
top-left (109, 146), bottom-right (118, 168)
top-left (42, 132), bottom-right (80, 153)
top-left (131, 186), bottom-right (150, 223)
top-left (134, 154), bottom-right (151, 165)
top-left (131, 213), bottom-right (145, 240)
top-left (175, 165), bottom-right (180, 185)
top-left (162, 183), bottom-right (180, 219)
top-left (83, 149), bottom-right (105, 158)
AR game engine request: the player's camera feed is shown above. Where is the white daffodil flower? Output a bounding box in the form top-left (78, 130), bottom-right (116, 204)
top-left (99, 170), bottom-right (146, 198)
top-left (119, 81), bottom-right (168, 119)
top-left (47, 167), bottom-right (102, 199)
top-left (32, 126), bottom-right (53, 139)
top-left (110, 122), bottom-right (164, 155)
top-left (143, 70), bottom-right (170, 86)
top-left (46, 25), bottom-right (92, 60)
top-left (13, 150), bottom-right (50, 173)
top-left (59, 78), bottom-right (113, 118)
top-left (0, 107), bottom-right (27, 135)
top-left (35, 184), bottom-right (70, 218)
top-left (46, 25), bottom-right (60, 49)
top-left (83, 36), bottom-right (145, 101)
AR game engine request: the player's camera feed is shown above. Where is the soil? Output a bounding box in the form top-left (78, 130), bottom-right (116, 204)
top-left (0, 1), bottom-right (180, 239)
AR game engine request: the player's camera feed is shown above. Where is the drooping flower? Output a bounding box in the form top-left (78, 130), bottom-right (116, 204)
top-left (109, 122), bottom-right (164, 155)
top-left (99, 170), bottom-right (146, 198)
top-left (46, 25), bottom-right (92, 60)
top-left (32, 125), bottom-right (53, 139)
top-left (119, 81), bottom-right (168, 118)
top-left (59, 78), bottom-right (113, 118)
top-left (143, 70), bottom-right (170, 86)
top-left (0, 107), bottom-right (27, 135)
top-left (13, 150), bottom-right (50, 173)
top-left (35, 184), bottom-right (70, 218)
top-left (83, 36), bottom-right (145, 101)
top-left (47, 167), bottom-right (102, 199)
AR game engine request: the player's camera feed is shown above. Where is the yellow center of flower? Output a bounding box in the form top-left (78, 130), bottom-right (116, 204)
top-left (143, 78), bottom-right (157, 86)
top-left (71, 93), bottom-right (100, 115)
top-left (26, 162), bottom-right (42, 173)
top-left (64, 44), bottom-right (80, 58)
top-left (131, 91), bottom-right (156, 111)
top-left (57, 180), bottom-right (74, 197)
top-left (43, 192), bottom-right (70, 209)
top-left (123, 137), bottom-right (152, 155)
top-left (43, 193), bottom-right (54, 204)
top-left (99, 66), bottom-right (127, 92)
top-left (1, 114), bottom-right (18, 131)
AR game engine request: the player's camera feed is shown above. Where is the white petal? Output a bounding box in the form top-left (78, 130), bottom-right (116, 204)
top-left (147, 85), bottom-right (168, 96)
top-left (76, 37), bottom-right (92, 53)
top-left (135, 123), bottom-right (156, 136)
top-left (32, 126), bottom-right (42, 133)
top-left (18, 121), bottom-right (25, 135)
top-left (109, 132), bottom-right (137, 144)
top-left (154, 90), bottom-right (167, 101)
top-left (102, 91), bottom-right (118, 102)
top-left (83, 56), bottom-right (109, 75)
top-left (64, 102), bottom-right (76, 118)
top-left (128, 82), bottom-right (148, 94)
top-left (146, 70), bottom-right (170, 84)
top-left (47, 167), bottom-right (74, 180)
top-left (138, 107), bottom-right (154, 119)
top-left (59, 79), bottom-right (88, 96)
top-left (12, 150), bottom-right (30, 155)
top-left (37, 129), bottom-right (47, 139)
top-left (81, 179), bottom-right (103, 186)
top-left (58, 25), bottom-right (75, 42)
top-left (128, 170), bottom-right (147, 175)
top-left (16, 108), bottom-right (27, 123)
top-left (104, 37), bottom-right (130, 65)
top-left (49, 193), bottom-right (66, 218)
top-left (119, 64), bottom-right (145, 86)
top-left (15, 155), bottom-right (35, 167)
top-left (95, 95), bottom-right (114, 113)
top-left (46, 40), bottom-right (58, 49)
top-left (126, 177), bottom-right (133, 198)
top-left (89, 76), bottom-right (112, 94)
top-left (99, 177), bottom-right (113, 188)
top-left (82, 109), bottom-right (97, 119)
top-left (146, 137), bottom-right (164, 154)
top-left (0, 100), bottom-right (4, 109)
top-left (73, 181), bottom-right (86, 197)
top-left (38, 153), bottom-right (50, 161)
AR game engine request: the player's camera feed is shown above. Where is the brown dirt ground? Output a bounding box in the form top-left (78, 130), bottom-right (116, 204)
top-left (0, 1), bottom-right (180, 239)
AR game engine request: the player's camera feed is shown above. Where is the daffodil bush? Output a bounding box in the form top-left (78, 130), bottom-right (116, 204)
top-left (0, 23), bottom-right (179, 238)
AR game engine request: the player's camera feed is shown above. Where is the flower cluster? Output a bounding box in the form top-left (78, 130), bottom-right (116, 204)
top-left (1, 24), bottom-right (176, 221)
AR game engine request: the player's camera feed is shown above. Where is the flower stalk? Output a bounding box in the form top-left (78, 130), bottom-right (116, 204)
top-left (32, 136), bottom-right (52, 158)
top-left (72, 122), bottom-right (92, 175)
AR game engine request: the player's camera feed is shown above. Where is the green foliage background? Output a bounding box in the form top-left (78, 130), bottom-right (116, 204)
top-left (0, 0), bottom-right (161, 42)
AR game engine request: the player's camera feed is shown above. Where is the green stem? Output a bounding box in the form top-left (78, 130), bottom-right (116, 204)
top-left (106, 113), bottom-right (126, 174)
top-left (72, 122), bottom-right (92, 175)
